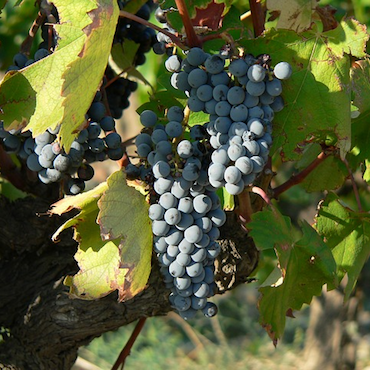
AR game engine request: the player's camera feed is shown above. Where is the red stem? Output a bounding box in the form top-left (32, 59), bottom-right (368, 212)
top-left (20, 11), bottom-right (46, 54)
top-left (251, 186), bottom-right (272, 206)
top-left (174, 0), bottom-right (201, 47)
top-left (111, 317), bottom-right (147, 370)
top-left (249, 0), bottom-right (265, 37)
top-left (119, 10), bottom-right (187, 50)
top-left (273, 151), bottom-right (329, 198)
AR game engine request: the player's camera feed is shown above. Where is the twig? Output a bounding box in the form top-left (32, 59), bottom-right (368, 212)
top-left (249, 0), bottom-right (265, 37)
top-left (342, 157), bottom-right (363, 212)
top-left (236, 189), bottom-right (253, 230)
top-left (240, 10), bottom-right (252, 21)
top-left (273, 151), bottom-right (329, 198)
top-left (174, 0), bottom-right (201, 47)
top-left (20, 11), bottom-right (46, 54)
top-left (119, 10), bottom-right (187, 50)
top-left (111, 317), bottom-right (147, 370)
top-left (250, 186), bottom-right (272, 205)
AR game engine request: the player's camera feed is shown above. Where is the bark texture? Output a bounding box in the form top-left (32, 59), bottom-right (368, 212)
top-left (0, 195), bottom-right (258, 370)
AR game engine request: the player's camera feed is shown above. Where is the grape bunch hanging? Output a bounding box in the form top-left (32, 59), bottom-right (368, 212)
top-left (131, 47), bottom-right (292, 319)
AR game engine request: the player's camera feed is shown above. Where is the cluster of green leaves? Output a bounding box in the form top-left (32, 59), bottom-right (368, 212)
top-left (1, 0), bottom-right (370, 345)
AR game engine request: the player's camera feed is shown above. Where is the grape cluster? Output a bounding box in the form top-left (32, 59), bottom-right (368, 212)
top-left (168, 47), bottom-right (292, 195)
top-left (134, 107), bottom-right (226, 319)
top-left (0, 94), bottom-right (124, 195)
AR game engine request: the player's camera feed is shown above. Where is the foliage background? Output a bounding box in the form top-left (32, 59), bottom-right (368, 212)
top-left (2, 0), bottom-right (370, 369)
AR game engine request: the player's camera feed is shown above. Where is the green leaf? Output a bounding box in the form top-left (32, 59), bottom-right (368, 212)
top-left (266, 0), bottom-right (318, 32)
top-left (110, 41), bottom-right (140, 73)
top-left (97, 170), bottom-right (152, 301)
top-left (315, 192), bottom-right (370, 300)
top-left (0, 0), bottom-right (119, 151)
top-left (240, 19), bottom-right (368, 161)
top-left (249, 207), bottom-right (337, 341)
top-left (0, 0), bottom-right (7, 15)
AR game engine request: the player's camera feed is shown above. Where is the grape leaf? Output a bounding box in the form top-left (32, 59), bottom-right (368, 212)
top-left (0, 0), bottom-right (119, 151)
top-left (350, 60), bottom-right (370, 167)
top-left (240, 19), bottom-right (368, 161)
top-left (315, 192), bottom-right (370, 300)
top-left (249, 207), bottom-right (337, 341)
top-left (97, 170), bottom-right (152, 301)
top-left (0, 0), bottom-right (6, 15)
top-left (266, 0), bottom-right (318, 32)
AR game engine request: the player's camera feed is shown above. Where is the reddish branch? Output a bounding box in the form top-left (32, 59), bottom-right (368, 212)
top-left (273, 151), bottom-right (329, 198)
top-left (251, 186), bottom-right (272, 205)
top-left (111, 317), bottom-right (147, 370)
top-left (175, 0), bottom-right (201, 47)
top-left (249, 0), bottom-right (265, 37)
top-left (20, 11), bottom-right (46, 54)
top-left (119, 10), bottom-right (187, 50)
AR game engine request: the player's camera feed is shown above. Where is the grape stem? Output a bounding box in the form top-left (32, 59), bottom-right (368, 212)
top-left (174, 0), bottom-right (202, 48)
top-left (119, 10), bottom-right (187, 50)
top-left (236, 189), bottom-right (253, 230)
top-left (273, 151), bottom-right (329, 198)
top-left (111, 317), bottom-right (147, 370)
top-left (249, 0), bottom-right (265, 37)
top-left (342, 157), bottom-right (363, 212)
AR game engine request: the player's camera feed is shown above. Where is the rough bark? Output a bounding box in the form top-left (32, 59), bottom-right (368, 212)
top-left (0, 195), bottom-right (258, 370)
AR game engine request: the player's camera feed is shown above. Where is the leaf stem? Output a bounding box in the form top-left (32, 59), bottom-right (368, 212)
top-left (251, 186), bottom-right (272, 206)
top-left (248, 0), bottom-right (265, 37)
top-left (174, 0), bottom-right (201, 47)
top-left (119, 10), bottom-right (187, 50)
top-left (273, 151), bottom-right (329, 198)
top-left (342, 157), bottom-right (363, 212)
top-left (111, 317), bottom-right (147, 370)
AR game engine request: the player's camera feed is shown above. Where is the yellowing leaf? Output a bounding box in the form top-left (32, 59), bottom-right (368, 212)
top-left (97, 170), bottom-right (152, 301)
top-left (267, 0), bottom-right (318, 32)
top-left (0, 0), bottom-right (119, 151)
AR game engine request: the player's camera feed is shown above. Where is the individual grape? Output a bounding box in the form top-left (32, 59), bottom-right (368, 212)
top-left (196, 84), bottom-right (213, 102)
top-left (34, 48), bottom-right (49, 61)
top-left (177, 196), bottom-right (194, 213)
top-left (208, 208), bottom-right (226, 227)
top-left (210, 71), bottom-right (230, 86)
top-left (247, 118), bottom-right (265, 138)
top-left (178, 307), bottom-right (197, 320)
top-left (260, 91), bottom-right (275, 105)
top-left (193, 194), bottom-right (212, 214)
top-left (107, 146), bottom-right (124, 160)
top-left (186, 47), bottom-right (207, 66)
top-left (186, 261), bottom-right (203, 277)
top-left (204, 54), bottom-right (225, 74)
top-left (246, 81), bottom-right (265, 96)
top-left (174, 275), bottom-right (192, 290)
top-left (152, 220), bottom-right (170, 236)
top-left (190, 247), bottom-right (207, 263)
top-left (171, 71), bottom-right (191, 91)
top-left (89, 138), bottom-right (105, 153)
top-left (230, 104), bottom-right (248, 122)
top-left (266, 78), bottom-right (283, 97)
top-left (187, 96), bottom-right (205, 112)
top-left (3, 135), bottom-right (21, 152)
top-left (176, 212), bottom-right (194, 230)
top-left (177, 140), bottom-right (193, 158)
top-left (208, 227), bottom-right (220, 240)
top-left (262, 105), bottom-right (274, 121)
top-left (190, 125), bottom-right (207, 140)
top-left (88, 102), bottom-right (106, 121)
top-left (149, 203), bottom-right (165, 221)
top-left (164, 208), bottom-right (182, 225)
top-left (169, 260), bottom-right (185, 277)
top-left (243, 140), bottom-right (260, 156)
top-left (247, 64), bottom-right (266, 82)
top-left (187, 68), bottom-right (208, 88)
top-left (176, 252), bottom-right (191, 267)
top-left (165, 55), bottom-right (182, 72)
top-left (104, 132), bottom-right (121, 149)
top-left (153, 161), bottom-right (171, 179)
top-left (193, 282), bottom-right (210, 298)
top-left (45, 168), bottom-right (62, 182)
top-left (235, 156), bottom-right (253, 175)
top-left (248, 106), bottom-right (264, 119)
top-left (137, 143), bottom-right (152, 157)
top-left (250, 155), bottom-right (265, 173)
top-left (165, 229), bottom-right (184, 246)
top-left (228, 143), bottom-right (245, 162)
top-left (207, 242), bottom-right (221, 259)
top-left (184, 225), bottom-right (203, 243)
top-left (66, 178), bottom-right (85, 195)
top-left (135, 133), bottom-right (152, 147)
top-left (273, 61), bottom-right (292, 80)
top-left (212, 84), bottom-right (229, 101)
top-left (167, 106), bottom-right (184, 122)
top-left (214, 116), bottom-right (232, 134)
top-left (87, 122), bottom-right (101, 139)
top-left (182, 162), bottom-right (199, 182)
top-left (77, 163), bottom-right (94, 181)
top-left (26, 153), bottom-right (43, 172)
top-left (13, 53), bottom-right (28, 68)
top-left (100, 116), bottom-right (115, 131)
top-left (140, 110), bottom-right (157, 127)
top-left (229, 58), bottom-right (248, 77)
top-left (167, 244), bottom-right (180, 258)
top-left (227, 86), bottom-right (245, 105)
top-left (159, 192), bottom-right (178, 210)
top-left (224, 166), bottom-right (242, 184)
top-left (158, 252), bottom-right (175, 266)
top-left (244, 93), bottom-right (259, 108)
top-left (173, 294), bottom-right (192, 312)
top-left (215, 101), bottom-right (231, 117)
top-left (165, 121), bottom-right (183, 138)
top-left (202, 302), bottom-right (218, 317)
top-left (35, 131), bottom-right (53, 146)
